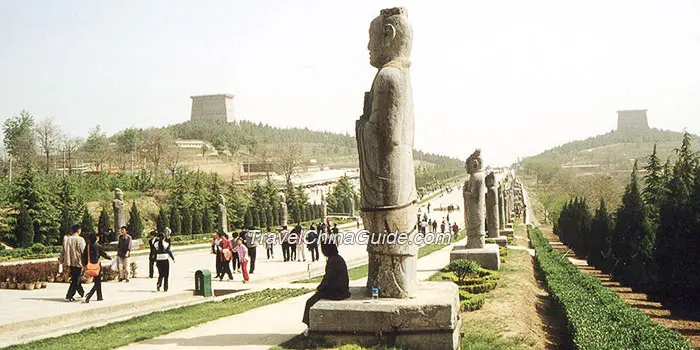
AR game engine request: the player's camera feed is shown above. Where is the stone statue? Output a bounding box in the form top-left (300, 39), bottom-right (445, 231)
top-left (113, 188), bottom-right (126, 233)
top-left (357, 7), bottom-right (418, 299)
top-left (321, 194), bottom-right (328, 220)
top-left (463, 150), bottom-right (486, 249)
top-left (485, 172), bottom-right (500, 238)
top-left (217, 195), bottom-right (228, 234)
top-left (498, 183), bottom-right (505, 228)
top-left (279, 192), bottom-right (288, 227)
top-left (349, 196), bottom-right (356, 217)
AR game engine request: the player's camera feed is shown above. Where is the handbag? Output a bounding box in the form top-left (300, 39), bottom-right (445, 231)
top-left (223, 248), bottom-right (233, 261)
top-left (85, 244), bottom-right (101, 277)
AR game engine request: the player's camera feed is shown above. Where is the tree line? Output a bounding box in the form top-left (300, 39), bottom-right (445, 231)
top-left (554, 132), bottom-right (700, 310)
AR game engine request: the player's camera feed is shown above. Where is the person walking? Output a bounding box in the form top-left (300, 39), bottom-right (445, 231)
top-left (280, 226), bottom-right (290, 262)
top-left (59, 225), bottom-right (86, 302)
top-left (234, 238), bottom-right (250, 283)
top-left (231, 231), bottom-right (240, 273)
top-left (82, 233), bottom-right (111, 303)
top-left (155, 232), bottom-right (175, 291)
top-left (295, 227), bottom-right (306, 262)
top-left (302, 239), bottom-right (350, 331)
top-left (440, 220), bottom-right (446, 234)
top-left (218, 233), bottom-right (234, 281)
top-left (211, 233), bottom-right (222, 279)
top-left (116, 226), bottom-right (132, 283)
top-left (265, 227), bottom-right (275, 259)
top-left (289, 225), bottom-right (300, 262)
top-left (245, 229), bottom-right (258, 274)
top-left (452, 222), bottom-right (459, 238)
top-left (432, 220), bottom-right (437, 234)
top-left (307, 226), bottom-right (319, 262)
top-left (148, 230), bottom-right (157, 279)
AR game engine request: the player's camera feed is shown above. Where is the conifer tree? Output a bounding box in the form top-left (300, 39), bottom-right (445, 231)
top-left (181, 206), bottom-right (192, 235)
top-left (612, 161), bottom-right (653, 291)
top-left (98, 207), bottom-right (111, 234)
top-left (191, 208), bottom-right (202, 235)
top-left (80, 208), bottom-right (96, 233)
top-left (642, 143), bottom-right (665, 227)
top-left (588, 198), bottom-right (614, 273)
top-left (127, 201), bottom-right (144, 239)
top-left (156, 206), bottom-right (169, 234)
top-left (244, 208), bottom-right (253, 229)
top-left (169, 205), bottom-right (181, 235)
top-left (202, 207), bottom-right (212, 233)
top-left (15, 203), bottom-right (34, 248)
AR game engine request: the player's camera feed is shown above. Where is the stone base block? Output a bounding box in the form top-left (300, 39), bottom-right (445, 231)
top-left (486, 236), bottom-right (508, 247)
top-left (505, 223), bottom-right (513, 229)
top-left (450, 244), bottom-right (501, 270)
top-left (309, 283), bottom-right (461, 350)
top-left (500, 228), bottom-right (514, 237)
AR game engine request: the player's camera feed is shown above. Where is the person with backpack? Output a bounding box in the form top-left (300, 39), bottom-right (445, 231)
top-left (154, 232), bottom-right (175, 292)
top-left (82, 233), bottom-right (111, 303)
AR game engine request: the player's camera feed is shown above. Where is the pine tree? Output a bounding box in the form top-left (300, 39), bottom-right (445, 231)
top-left (642, 143), bottom-right (665, 227)
top-left (156, 206), bottom-right (169, 234)
top-left (244, 208), bottom-right (253, 229)
top-left (612, 161), bottom-right (653, 291)
top-left (652, 134), bottom-right (696, 301)
top-left (202, 207), bottom-right (212, 233)
top-left (588, 198), bottom-right (614, 273)
top-left (252, 208), bottom-right (261, 229)
top-left (181, 207), bottom-right (192, 235)
top-left (127, 201), bottom-right (144, 239)
top-left (15, 203), bottom-right (34, 248)
top-left (80, 208), bottom-right (96, 233)
top-left (169, 205), bottom-right (181, 235)
top-left (98, 207), bottom-right (111, 234)
top-left (191, 208), bottom-right (203, 235)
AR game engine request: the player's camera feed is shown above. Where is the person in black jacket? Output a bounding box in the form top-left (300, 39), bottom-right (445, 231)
top-left (155, 232), bottom-right (175, 292)
top-left (82, 233), bottom-right (111, 303)
top-left (302, 239), bottom-right (350, 327)
top-left (148, 230), bottom-right (157, 278)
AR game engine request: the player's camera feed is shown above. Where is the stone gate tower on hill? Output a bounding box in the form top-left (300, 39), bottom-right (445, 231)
top-left (617, 109), bottom-right (649, 132)
top-left (190, 94), bottom-right (235, 123)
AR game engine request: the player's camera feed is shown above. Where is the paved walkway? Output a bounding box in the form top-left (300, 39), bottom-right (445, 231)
top-left (121, 236), bottom-right (466, 350)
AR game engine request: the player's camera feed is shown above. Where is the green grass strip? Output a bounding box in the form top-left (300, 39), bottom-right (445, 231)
top-left (530, 225), bottom-right (691, 350)
top-left (6, 288), bottom-right (312, 350)
top-left (296, 230), bottom-right (466, 284)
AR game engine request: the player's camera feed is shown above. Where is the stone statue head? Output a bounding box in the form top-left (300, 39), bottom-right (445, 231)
top-left (368, 7), bottom-right (413, 68)
top-left (465, 149), bottom-right (483, 175)
top-left (114, 188), bottom-right (124, 201)
top-left (219, 195), bottom-right (226, 206)
top-left (485, 172), bottom-right (496, 187)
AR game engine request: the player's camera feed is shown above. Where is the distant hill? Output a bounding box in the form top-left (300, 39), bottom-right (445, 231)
top-left (523, 128), bottom-right (698, 176)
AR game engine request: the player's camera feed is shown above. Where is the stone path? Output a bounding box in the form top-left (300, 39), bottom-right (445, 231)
top-left (120, 237), bottom-right (466, 350)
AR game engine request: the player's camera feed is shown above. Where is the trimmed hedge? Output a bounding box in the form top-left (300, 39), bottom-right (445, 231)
top-left (530, 225), bottom-right (691, 350)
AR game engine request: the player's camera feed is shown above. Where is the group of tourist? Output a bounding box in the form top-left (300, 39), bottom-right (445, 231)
top-left (417, 212), bottom-right (459, 238)
top-left (211, 231), bottom-right (251, 283)
top-left (278, 221), bottom-right (339, 263)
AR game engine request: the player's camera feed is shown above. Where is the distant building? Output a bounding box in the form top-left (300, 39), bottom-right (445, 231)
top-left (190, 94), bottom-right (235, 123)
top-left (617, 109), bottom-right (650, 132)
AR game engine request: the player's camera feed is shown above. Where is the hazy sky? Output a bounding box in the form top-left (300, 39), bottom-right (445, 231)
top-left (1, 0), bottom-right (699, 166)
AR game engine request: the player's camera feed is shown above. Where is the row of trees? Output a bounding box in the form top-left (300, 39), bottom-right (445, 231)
top-left (555, 133), bottom-right (700, 309)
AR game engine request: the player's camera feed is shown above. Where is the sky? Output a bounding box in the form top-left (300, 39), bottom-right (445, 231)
top-left (1, 0), bottom-right (699, 166)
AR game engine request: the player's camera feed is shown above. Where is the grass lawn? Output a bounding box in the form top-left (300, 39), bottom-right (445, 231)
top-left (295, 230), bottom-right (466, 284)
top-left (6, 288), bottom-right (312, 350)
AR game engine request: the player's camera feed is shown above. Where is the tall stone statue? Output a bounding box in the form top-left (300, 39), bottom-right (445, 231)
top-left (497, 183), bottom-right (505, 228)
top-left (357, 7), bottom-right (417, 299)
top-left (349, 197), bottom-right (356, 217)
top-left (279, 192), bottom-right (288, 227)
top-left (463, 150), bottom-right (486, 249)
top-left (113, 188), bottom-right (126, 233)
top-left (217, 195), bottom-right (228, 234)
top-left (485, 172), bottom-right (500, 239)
top-left (321, 194), bottom-right (328, 220)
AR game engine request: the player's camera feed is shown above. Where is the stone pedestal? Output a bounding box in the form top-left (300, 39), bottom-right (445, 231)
top-left (486, 236), bottom-right (508, 247)
top-left (310, 283), bottom-right (461, 350)
top-left (505, 223), bottom-right (513, 229)
top-left (450, 243), bottom-right (500, 270)
top-left (500, 228), bottom-right (514, 237)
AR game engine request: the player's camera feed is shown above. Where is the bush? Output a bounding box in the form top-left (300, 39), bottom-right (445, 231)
top-left (460, 293), bottom-right (486, 311)
top-left (31, 243), bottom-right (46, 254)
top-left (529, 225), bottom-right (691, 350)
top-left (459, 280), bottom-right (498, 294)
top-left (447, 259), bottom-right (480, 282)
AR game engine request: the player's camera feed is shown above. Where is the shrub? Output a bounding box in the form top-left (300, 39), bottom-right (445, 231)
top-left (459, 280), bottom-right (498, 294)
top-left (447, 259), bottom-right (480, 282)
top-left (460, 294), bottom-right (486, 311)
top-left (530, 225), bottom-right (691, 350)
top-left (31, 243), bottom-right (46, 254)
